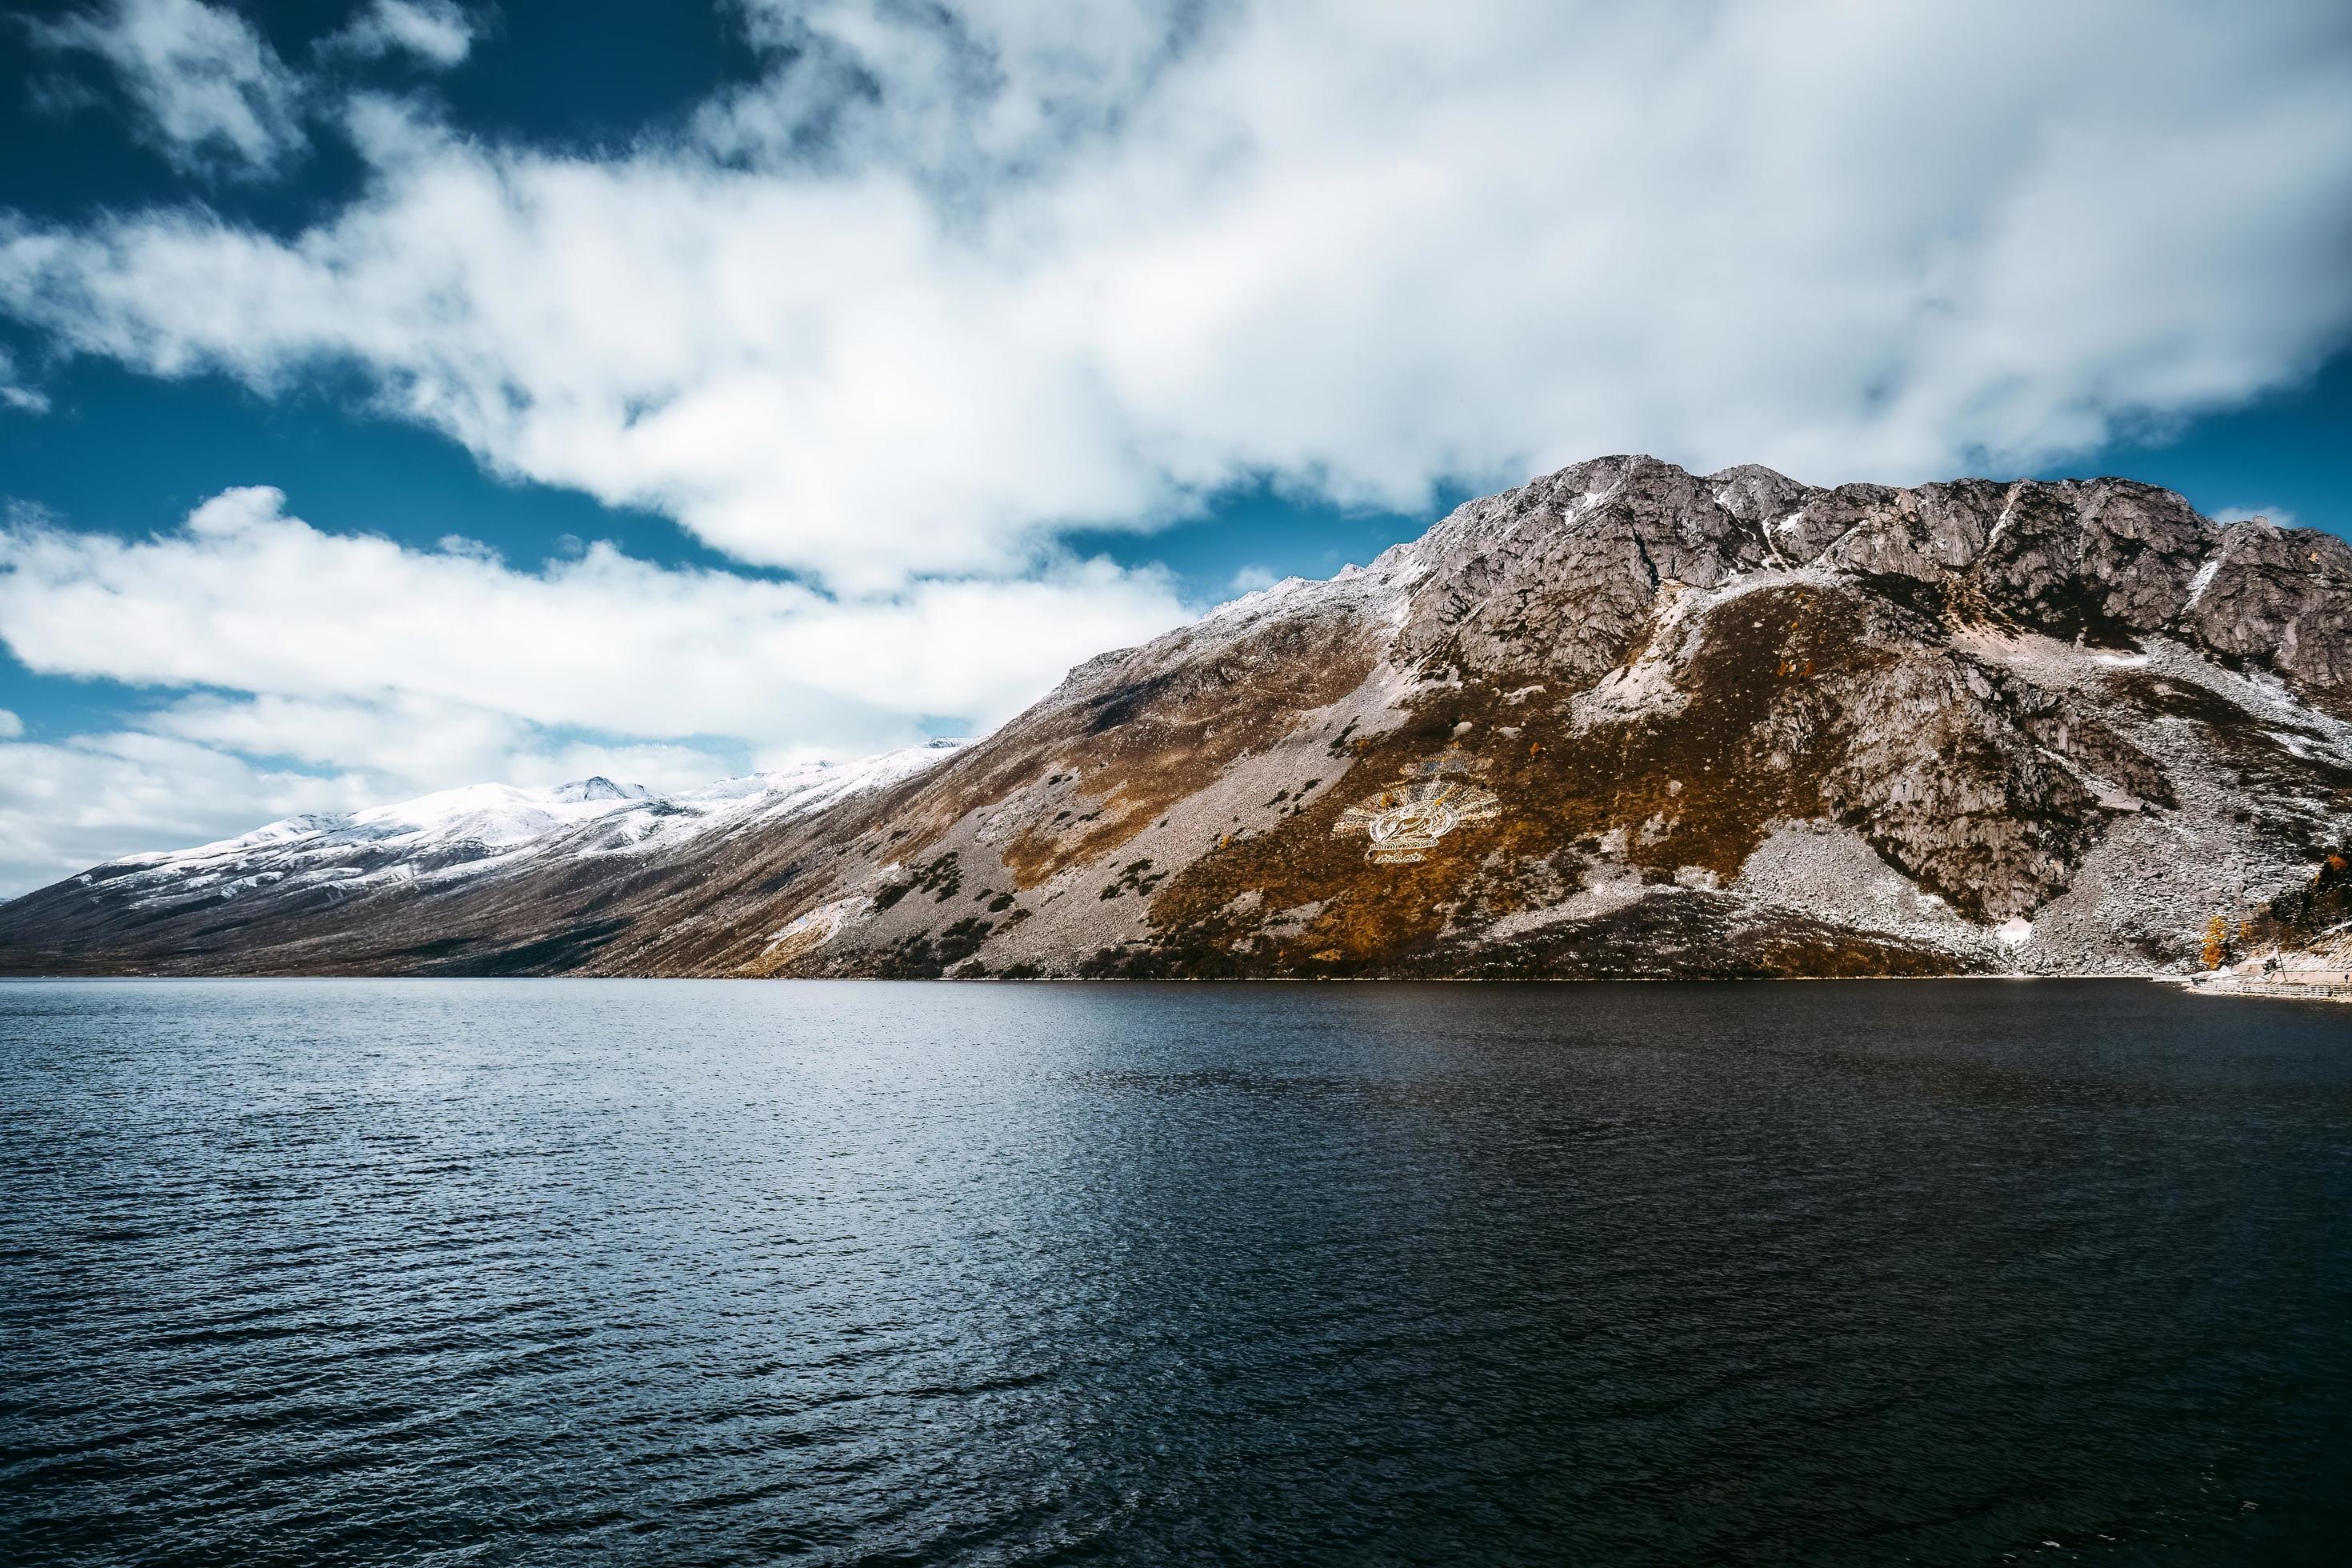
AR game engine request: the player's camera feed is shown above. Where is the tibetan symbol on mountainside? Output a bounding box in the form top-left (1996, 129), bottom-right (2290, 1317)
top-left (1334, 753), bottom-right (1501, 866)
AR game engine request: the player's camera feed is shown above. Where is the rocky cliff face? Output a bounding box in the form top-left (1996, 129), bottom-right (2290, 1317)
top-left (6, 455), bottom-right (2350, 978)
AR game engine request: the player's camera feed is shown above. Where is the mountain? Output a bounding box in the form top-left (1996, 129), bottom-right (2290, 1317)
top-left (0, 744), bottom-right (963, 974)
top-left (6, 454), bottom-right (2350, 979)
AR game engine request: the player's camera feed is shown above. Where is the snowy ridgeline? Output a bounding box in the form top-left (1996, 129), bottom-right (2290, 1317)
top-left (88, 741), bottom-right (966, 909)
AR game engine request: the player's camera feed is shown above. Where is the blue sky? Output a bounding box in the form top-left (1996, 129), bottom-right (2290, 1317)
top-left (1, 0), bottom-right (2349, 893)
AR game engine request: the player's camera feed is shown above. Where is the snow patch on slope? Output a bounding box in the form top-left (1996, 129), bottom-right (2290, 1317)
top-left (2186, 558), bottom-right (2222, 609)
top-left (96, 740), bottom-right (966, 909)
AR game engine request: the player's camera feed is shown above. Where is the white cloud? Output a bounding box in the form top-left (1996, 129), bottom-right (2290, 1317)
top-left (4, 0), bottom-right (2350, 590)
top-left (141, 691), bottom-right (737, 794)
top-left (700, 0), bottom-right (1198, 178)
top-left (0, 486), bottom-right (1186, 891)
top-left (322, 1), bottom-right (475, 70)
top-left (0, 349), bottom-right (45, 414)
top-left (0, 486), bottom-right (1183, 738)
top-left (1227, 565), bottom-right (1278, 594)
top-left (0, 694), bottom-right (758, 896)
top-left (2213, 506), bottom-right (2298, 530)
top-left (7, 0), bottom-right (2352, 888)
top-left (30, 0), bottom-right (305, 176)
top-left (0, 730), bottom-right (376, 896)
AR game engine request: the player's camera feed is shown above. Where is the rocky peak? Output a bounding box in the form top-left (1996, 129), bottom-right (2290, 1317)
top-left (551, 777), bottom-right (648, 803)
top-left (10, 455), bottom-right (2350, 983)
top-left (2187, 515), bottom-right (2352, 698)
top-left (1358, 455), bottom-right (2347, 718)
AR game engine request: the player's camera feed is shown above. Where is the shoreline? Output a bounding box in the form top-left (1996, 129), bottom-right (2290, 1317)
top-left (0, 970), bottom-right (2221, 984)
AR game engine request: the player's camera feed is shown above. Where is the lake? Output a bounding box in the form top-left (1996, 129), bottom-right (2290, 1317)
top-left (2, 978), bottom-right (2347, 1564)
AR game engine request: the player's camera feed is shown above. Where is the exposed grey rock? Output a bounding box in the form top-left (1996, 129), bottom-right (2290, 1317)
top-left (5, 455), bottom-right (2348, 981)
top-left (2187, 517), bottom-right (2352, 700)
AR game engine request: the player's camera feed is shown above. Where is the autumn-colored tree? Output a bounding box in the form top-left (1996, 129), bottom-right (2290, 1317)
top-left (2202, 914), bottom-right (2229, 970)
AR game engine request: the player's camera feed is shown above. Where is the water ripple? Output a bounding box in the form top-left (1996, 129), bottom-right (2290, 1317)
top-left (2, 978), bottom-right (2349, 1564)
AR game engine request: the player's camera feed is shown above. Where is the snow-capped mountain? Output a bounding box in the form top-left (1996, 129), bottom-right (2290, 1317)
top-left (2, 742), bottom-right (962, 962)
top-left (6, 455), bottom-right (2351, 980)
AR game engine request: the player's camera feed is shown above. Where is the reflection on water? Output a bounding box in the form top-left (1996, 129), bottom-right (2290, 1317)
top-left (2, 979), bottom-right (2348, 1563)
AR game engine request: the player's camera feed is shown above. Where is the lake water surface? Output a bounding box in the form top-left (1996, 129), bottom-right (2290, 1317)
top-left (3, 978), bottom-right (2348, 1565)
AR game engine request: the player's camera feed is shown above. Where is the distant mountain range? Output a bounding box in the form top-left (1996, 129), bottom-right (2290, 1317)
top-left (6, 454), bottom-right (2350, 978)
top-left (0, 746), bottom-right (962, 974)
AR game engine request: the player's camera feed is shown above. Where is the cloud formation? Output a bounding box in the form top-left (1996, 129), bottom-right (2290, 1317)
top-left (29, 0), bottom-right (305, 176)
top-left (6, 0), bottom-right (2351, 590)
top-left (0, 348), bottom-right (46, 413)
top-left (0, 727), bottom-right (379, 895)
top-left (0, 486), bottom-right (1186, 888)
top-left (5, 0), bottom-right (2352, 889)
top-left (0, 485), bottom-right (1182, 733)
top-left (322, 0), bottom-right (475, 70)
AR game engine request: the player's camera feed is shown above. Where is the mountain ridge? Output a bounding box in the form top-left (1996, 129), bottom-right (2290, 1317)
top-left (6, 455), bottom-right (2348, 979)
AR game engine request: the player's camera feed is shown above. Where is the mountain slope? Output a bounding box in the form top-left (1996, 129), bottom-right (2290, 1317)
top-left (0, 744), bottom-right (963, 974)
top-left (6, 455), bottom-right (2350, 979)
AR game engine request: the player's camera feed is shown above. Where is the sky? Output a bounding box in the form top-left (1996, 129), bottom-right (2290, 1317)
top-left (0, 1), bottom-right (2349, 896)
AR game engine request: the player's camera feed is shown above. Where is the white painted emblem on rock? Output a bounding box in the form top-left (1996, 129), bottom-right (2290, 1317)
top-left (1334, 776), bottom-right (1502, 865)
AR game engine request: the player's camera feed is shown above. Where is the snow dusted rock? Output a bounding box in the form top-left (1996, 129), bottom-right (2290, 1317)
top-left (0, 742), bottom-right (965, 973)
top-left (550, 776), bottom-right (652, 803)
top-left (4, 457), bottom-right (2349, 980)
top-left (2186, 517), bottom-right (2352, 702)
